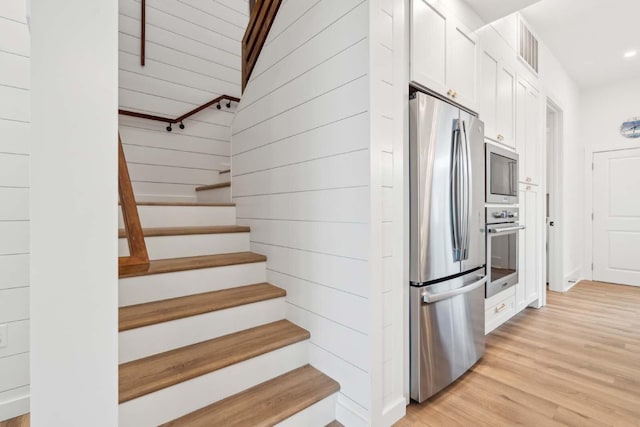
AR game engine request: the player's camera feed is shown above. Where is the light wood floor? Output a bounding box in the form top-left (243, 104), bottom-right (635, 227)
top-left (0, 414), bottom-right (28, 427)
top-left (395, 281), bottom-right (640, 427)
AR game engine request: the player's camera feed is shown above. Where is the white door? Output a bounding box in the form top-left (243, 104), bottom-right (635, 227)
top-left (593, 148), bottom-right (640, 286)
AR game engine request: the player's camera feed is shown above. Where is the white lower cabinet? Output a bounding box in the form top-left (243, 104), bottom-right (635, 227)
top-left (485, 286), bottom-right (516, 334)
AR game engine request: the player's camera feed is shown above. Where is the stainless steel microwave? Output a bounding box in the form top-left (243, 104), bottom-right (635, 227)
top-left (486, 144), bottom-right (519, 204)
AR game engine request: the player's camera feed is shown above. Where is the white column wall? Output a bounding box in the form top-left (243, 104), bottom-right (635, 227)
top-left (0, 0), bottom-right (30, 421)
top-left (31, 0), bottom-right (119, 425)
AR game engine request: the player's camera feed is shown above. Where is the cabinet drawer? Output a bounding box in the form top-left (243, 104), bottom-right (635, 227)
top-left (485, 288), bottom-right (516, 334)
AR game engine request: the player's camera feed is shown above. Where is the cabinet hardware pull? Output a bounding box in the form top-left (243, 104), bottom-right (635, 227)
top-left (496, 303), bottom-right (507, 313)
top-left (447, 89), bottom-right (453, 96)
top-left (526, 177), bottom-right (532, 182)
top-left (497, 134), bottom-right (504, 140)
top-left (452, 91), bottom-right (458, 98)
top-left (526, 185), bottom-right (531, 190)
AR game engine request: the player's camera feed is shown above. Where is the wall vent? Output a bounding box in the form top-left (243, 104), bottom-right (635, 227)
top-left (518, 19), bottom-right (539, 73)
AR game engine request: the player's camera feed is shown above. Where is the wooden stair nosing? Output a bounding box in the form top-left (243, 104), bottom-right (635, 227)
top-left (160, 365), bottom-right (340, 427)
top-left (119, 282), bottom-right (285, 332)
top-left (119, 201), bottom-right (236, 207)
top-left (119, 320), bottom-right (309, 403)
top-left (118, 252), bottom-right (267, 279)
top-left (118, 225), bottom-right (250, 238)
top-left (195, 181), bottom-right (231, 192)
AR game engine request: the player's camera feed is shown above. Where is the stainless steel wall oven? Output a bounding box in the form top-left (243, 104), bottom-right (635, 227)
top-left (486, 207), bottom-right (525, 297)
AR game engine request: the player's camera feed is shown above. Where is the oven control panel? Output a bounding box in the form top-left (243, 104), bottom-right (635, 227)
top-left (486, 207), bottom-right (519, 224)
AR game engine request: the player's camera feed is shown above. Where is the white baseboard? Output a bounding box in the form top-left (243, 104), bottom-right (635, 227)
top-left (381, 395), bottom-right (407, 426)
top-left (0, 392), bottom-right (29, 422)
top-left (336, 394), bottom-right (369, 427)
top-left (564, 266), bottom-right (584, 291)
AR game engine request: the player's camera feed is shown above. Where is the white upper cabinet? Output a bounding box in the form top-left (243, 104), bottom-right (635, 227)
top-left (479, 48), bottom-right (516, 147)
top-left (411, 0), bottom-right (477, 110)
top-left (515, 76), bottom-right (540, 185)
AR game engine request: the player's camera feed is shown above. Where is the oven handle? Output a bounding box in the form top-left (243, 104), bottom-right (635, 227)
top-left (488, 225), bottom-right (526, 234)
top-left (422, 275), bottom-right (487, 303)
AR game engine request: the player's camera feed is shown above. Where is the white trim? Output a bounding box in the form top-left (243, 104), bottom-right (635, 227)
top-left (0, 393), bottom-right (29, 423)
top-left (381, 396), bottom-right (408, 426)
top-left (563, 266), bottom-right (583, 291)
top-left (336, 394), bottom-right (369, 427)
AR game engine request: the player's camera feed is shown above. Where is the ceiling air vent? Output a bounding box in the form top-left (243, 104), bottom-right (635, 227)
top-left (518, 19), bottom-right (539, 73)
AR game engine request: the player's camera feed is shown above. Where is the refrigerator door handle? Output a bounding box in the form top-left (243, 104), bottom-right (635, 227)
top-left (450, 120), bottom-right (462, 261)
top-left (422, 275), bottom-right (487, 303)
top-left (460, 120), bottom-right (471, 260)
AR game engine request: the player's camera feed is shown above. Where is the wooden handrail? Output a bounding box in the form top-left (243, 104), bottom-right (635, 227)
top-left (242, 0), bottom-right (282, 91)
top-left (118, 94), bottom-right (240, 131)
top-left (119, 134), bottom-right (150, 275)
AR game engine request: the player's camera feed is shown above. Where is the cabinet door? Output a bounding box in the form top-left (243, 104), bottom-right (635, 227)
top-left (524, 186), bottom-right (540, 303)
top-left (411, 0), bottom-right (447, 95)
top-left (479, 50), bottom-right (498, 140)
top-left (447, 20), bottom-right (477, 109)
top-left (516, 77), bottom-right (540, 184)
top-left (524, 87), bottom-right (540, 185)
top-left (516, 184), bottom-right (527, 310)
top-left (496, 64), bottom-right (516, 148)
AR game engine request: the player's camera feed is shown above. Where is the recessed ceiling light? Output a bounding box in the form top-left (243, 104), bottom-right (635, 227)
top-left (624, 50), bottom-right (637, 59)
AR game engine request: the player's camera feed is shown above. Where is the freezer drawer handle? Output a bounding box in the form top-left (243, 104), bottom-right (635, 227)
top-left (422, 275), bottom-right (487, 303)
top-left (488, 225), bottom-right (526, 234)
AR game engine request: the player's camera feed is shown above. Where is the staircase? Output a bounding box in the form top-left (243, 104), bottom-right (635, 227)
top-left (117, 183), bottom-right (342, 426)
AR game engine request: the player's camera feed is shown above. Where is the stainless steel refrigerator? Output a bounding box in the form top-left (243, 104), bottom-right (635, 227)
top-left (409, 90), bottom-right (487, 402)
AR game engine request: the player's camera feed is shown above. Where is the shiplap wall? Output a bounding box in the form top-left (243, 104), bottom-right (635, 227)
top-left (231, 0), bottom-right (373, 424)
top-left (118, 0), bottom-right (248, 201)
top-left (0, 0), bottom-right (30, 421)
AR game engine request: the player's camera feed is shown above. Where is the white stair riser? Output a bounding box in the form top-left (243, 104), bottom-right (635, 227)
top-left (118, 205), bottom-right (236, 228)
top-left (119, 262), bottom-right (267, 307)
top-left (118, 233), bottom-right (250, 259)
top-left (275, 394), bottom-right (338, 427)
top-left (118, 341), bottom-right (309, 427)
top-left (119, 298), bottom-right (286, 363)
top-left (196, 186), bottom-right (231, 203)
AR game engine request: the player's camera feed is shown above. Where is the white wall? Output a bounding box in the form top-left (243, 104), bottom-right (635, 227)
top-left (581, 76), bottom-right (640, 281)
top-left (0, 0), bottom-right (30, 421)
top-left (231, 0), bottom-right (374, 424)
top-left (118, 0), bottom-right (248, 201)
top-left (31, 0), bottom-right (119, 425)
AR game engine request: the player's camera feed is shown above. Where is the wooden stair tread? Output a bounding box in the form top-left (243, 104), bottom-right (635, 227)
top-left (118, 252), bottom-right (266, 279)
top-left (119, 320), bottom-right (309, 403)
top-left (120, 201), bottom-right (235, 207)
top-left (161, 365), bottom-right (340, 427)
top-left (326, 421), bottom-right (344, 427)
top-left (118, 225), bottom-right (249, 238)
top-left (119, 283), bottom-right (285, 331)
top-left (195, 181), bottom-right (231, 191)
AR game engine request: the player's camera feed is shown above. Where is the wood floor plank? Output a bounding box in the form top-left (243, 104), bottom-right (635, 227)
top-left (0, 415), bottom-right (29, 427)
top-left (394, 281), bottom-right (640, 427)
top-left (118, 252), bottom-right (266, 278)
top-left (161, 365), bottom-right (339, 427)
top-left (118, 225), bottom-right (250, 238)
top-left (326, 421), bottom-right (345, 427)
top-left (119, 282), bottom-right (285, 331)
top-left (119, 320), bottom-right (309, 403)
